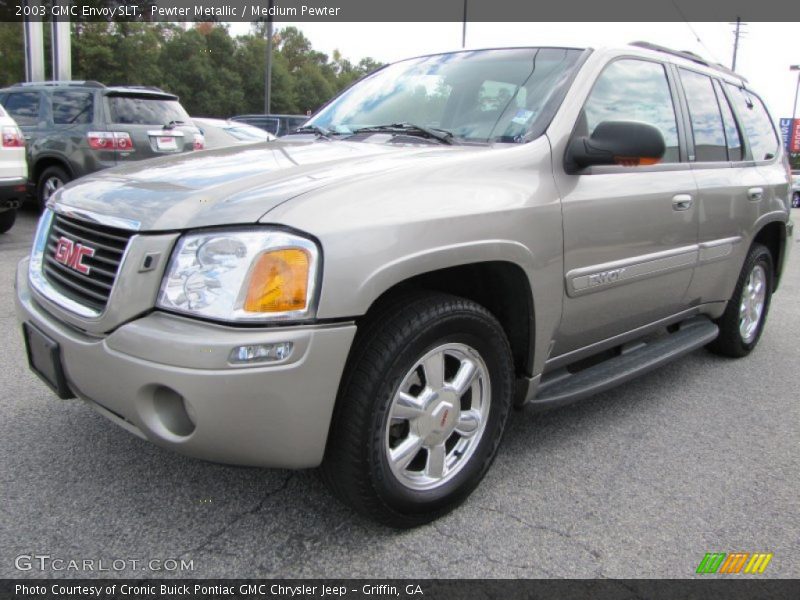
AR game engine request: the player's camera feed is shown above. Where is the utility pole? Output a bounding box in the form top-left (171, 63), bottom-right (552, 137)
top-left (462, 0), bottom-right (467, 48)
top-left (791, 65), bottom-right (800, 154)
top-left (51, 1), bottom-right (71, 81)
top-left (23, 0), bottom-right (45, 82)
top-left (264, 0), bottom-right (274, 114)
top-left (731, 17), bottom-right (742, 71)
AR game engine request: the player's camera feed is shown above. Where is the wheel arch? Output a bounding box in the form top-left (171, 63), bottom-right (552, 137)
top-left (352, 259), bottom-right (536, 379)
top-left (32, 156), bottom-right (73, 185)
top-left (751, 216), bottom-right (788, 292)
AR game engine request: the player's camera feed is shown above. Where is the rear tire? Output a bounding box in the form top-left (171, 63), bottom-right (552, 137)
top-left (0, 209), bottom-right (16, 234)
top-left (322, 292), bottom-right (515, 528)
top-left (707, 244), bottom-right (773, 358)
top-left (37, 166), bottom-right (70, 210)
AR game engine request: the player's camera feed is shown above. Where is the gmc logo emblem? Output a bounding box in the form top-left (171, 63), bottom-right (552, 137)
top-left (54, 236), bottom-right (95, 275)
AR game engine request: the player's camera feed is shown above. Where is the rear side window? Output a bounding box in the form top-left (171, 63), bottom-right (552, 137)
top-left (3, 92), bottom-right (41, 125)
top-left (107, 95), bottom-right (190, 125)
top-left (52, 91), bottom-right (94, 125)
top-left (679, 69), bottom-right (727, 162)
top-left (583, 59), bottom-right (680, 163)
top-left (725, 84), bottom-right (779, 161)
top-left (713, 80), bottom-right (743, 161)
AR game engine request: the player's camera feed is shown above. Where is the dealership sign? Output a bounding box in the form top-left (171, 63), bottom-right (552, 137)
top-left (780, 118), bottom-right (800, 153)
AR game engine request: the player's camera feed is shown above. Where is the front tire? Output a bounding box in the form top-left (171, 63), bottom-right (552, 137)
top-left (322, 292), bottom-right (515, 528)
top-left (707, 244), bottom-right (773, 358)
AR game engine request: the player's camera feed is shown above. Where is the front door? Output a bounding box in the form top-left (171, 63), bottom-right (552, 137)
top-left (553, 58), bottom-right (699, 355)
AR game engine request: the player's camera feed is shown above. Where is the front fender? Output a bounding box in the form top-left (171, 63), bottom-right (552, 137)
top-left (354, 240), bottom-right (537, 317)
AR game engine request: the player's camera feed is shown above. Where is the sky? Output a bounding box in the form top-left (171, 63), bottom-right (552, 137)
top-left (229, 21), bottom-right (800, 124)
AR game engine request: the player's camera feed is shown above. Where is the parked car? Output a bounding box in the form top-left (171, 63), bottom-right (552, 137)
top-left (0, 81), bottom-right (203, 208)
top-left (0, 104), bottom-right (26, 233)
top-left (230, 113), bottom-right (308, 137)
top-left (16, 44), bottom-right (792, 527)
top-left (193, 117), bottom-right (275, 149)
top-left (792, 170), bottom-right (799, 208)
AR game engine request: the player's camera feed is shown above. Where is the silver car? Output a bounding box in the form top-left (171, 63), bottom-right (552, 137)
top-left (16, 43), bottom-right (793, 527)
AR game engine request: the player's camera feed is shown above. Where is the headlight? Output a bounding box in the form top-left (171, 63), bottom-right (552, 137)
top-left (157, 229), bottom-right (320, 322)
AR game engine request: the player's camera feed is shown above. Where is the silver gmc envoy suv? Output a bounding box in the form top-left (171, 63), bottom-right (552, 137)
top-left (16, 44), bottom-right (793, 527)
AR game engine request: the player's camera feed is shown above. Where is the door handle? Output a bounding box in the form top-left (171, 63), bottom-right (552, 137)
top-left (672, 194), bottom-right (693, 211)
top-left (748, 187), bottom-right (764, 201)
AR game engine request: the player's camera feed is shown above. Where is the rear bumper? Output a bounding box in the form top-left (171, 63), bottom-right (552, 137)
top-left (16, 258), bottom-right (357, 468)
top-left (0, 177), bottom-right (27, 208)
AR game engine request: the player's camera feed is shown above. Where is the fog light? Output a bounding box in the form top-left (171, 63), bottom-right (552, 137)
top-left (230, 342), bottom-right (293, 364)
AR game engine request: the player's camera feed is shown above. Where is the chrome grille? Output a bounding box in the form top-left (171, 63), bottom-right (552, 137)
top-left (43, 213), bottom-right (135, 312)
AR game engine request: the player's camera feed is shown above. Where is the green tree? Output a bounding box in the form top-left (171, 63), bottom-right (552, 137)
top-left (6, 21), bottom-right (384, 117)
top-left (158, 25), bottom-right (243, 116)
top-left (0, 23), bottom-right (25, 87)
top-left (293, 62), bottom-right (335, 114)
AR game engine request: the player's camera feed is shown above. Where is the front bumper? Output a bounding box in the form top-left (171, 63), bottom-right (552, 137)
top-left (16, 258), bottom-right (356, 468)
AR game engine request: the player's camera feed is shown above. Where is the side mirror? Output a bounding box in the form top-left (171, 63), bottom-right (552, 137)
top-left (567, 120), bottom-right (665, 170)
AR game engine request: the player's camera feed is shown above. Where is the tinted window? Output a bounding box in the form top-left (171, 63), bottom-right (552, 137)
top-left (52, 91), bottom-right (94, 125)
top-left (713, 80), bottom-right (743, 161)
top-left (234, 116), bottom-right (279, 134)
top-left (583, 59), bottom-right (680, 163)
top-left (287, 117), bottom-right (308, 129)
top-left (260, 118), bottom-right (280, 135)
top-left (107, 95), bottom-right (189, 125)
top-left (725, 84), bottom-right (779, 161)
top-left (3, 92), bottom-right (41, 125)
top-left (679, 69), bottom-right (727, 162)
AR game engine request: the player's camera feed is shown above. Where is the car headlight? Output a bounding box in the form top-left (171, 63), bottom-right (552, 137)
top-left (156, 228), bottom-right (320, 322)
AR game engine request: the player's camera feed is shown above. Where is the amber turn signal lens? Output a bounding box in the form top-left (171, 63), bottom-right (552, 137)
top-left (244, 249), bottom-right (310, 313)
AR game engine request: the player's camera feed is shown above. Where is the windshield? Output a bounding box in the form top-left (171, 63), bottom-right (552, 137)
top-left (307, 48), bottom-right (584, 143)
top-left (107, 95), bottom-right (190, 125)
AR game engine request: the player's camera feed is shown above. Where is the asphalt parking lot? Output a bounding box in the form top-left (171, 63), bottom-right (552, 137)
top-left (1, 206), bottom-right (798, 579)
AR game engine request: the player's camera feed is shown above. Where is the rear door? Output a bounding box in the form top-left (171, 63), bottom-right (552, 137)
top-left (102, 91), bottom-right (199, 161)
top-left (553, 57), bottom-right (700, 355)
top-left (675, 69), bottom-right (771, 305)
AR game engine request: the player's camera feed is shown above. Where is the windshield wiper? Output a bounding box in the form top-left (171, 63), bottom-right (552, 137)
top-left (290, 125), bottom-right (333, 140)
top-left (353, 123), bottom-right (456, 145)
top-left (163, 120), bottom-right (186, 130)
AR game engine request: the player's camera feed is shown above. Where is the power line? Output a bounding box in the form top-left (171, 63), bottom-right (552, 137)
top-left (669, 0), bottom-right (723, 65)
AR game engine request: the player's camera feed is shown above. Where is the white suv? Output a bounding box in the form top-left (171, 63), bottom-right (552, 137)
top-left (0, 104), bottom-right (26, 233)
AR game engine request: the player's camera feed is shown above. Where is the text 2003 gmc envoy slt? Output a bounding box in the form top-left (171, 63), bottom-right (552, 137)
top-left (16, 44), bottom-right (793, 527)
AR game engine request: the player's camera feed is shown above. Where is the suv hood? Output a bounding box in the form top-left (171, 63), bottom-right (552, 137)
top-left (54, 139), bottom-right (483, 231)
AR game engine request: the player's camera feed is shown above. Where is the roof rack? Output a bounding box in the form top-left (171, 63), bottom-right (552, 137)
top-left (12, 80), bottom-right (106, 88)
top-left (629, 42), bottom-right (747, 82)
